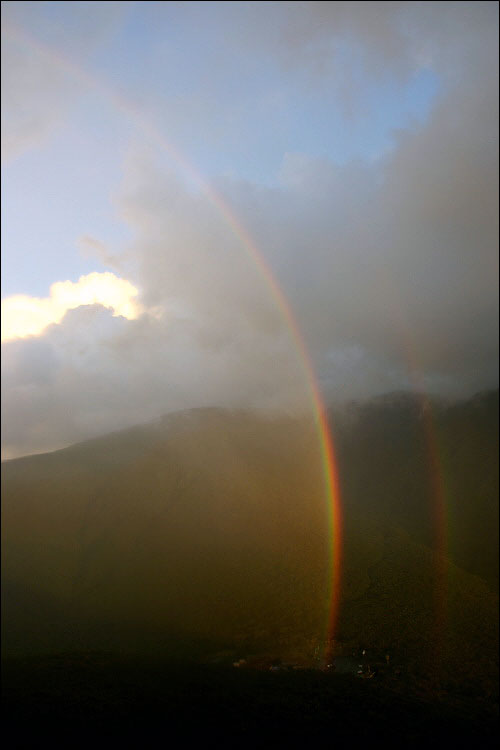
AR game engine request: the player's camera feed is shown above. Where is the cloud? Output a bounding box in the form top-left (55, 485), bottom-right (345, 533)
top-left (1, 299), bottom-right (308, 460)
top-left (117, 3), bottom-right (498, 402)
top-left (1, 2), bottom-right (498, 459)
top-left (77, 235), bottom-right (125, 273)
top-left (117, 115), bottom-right (497, 405)
top-left (1, 272), bottom-right (143, 342)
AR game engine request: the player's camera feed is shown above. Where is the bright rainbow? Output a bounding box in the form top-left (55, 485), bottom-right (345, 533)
top-left (3, 22), bottom-right (344, 648)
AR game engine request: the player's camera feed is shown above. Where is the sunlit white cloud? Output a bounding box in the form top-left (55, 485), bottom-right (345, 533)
top-left (1, 272), bottom-right (143, 342)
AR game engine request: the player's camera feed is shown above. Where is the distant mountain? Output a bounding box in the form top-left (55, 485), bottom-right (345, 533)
top-left (330, 390), bottom-right (499, 587)
top-left (2, 396), bottom-right (498, 702)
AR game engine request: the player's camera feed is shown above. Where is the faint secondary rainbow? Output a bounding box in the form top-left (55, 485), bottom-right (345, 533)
top-left (403, 353), bottom-right (449, 655)
top-left (377, 262), bottom-right (450, 654)
top-left (3, 22), bottom-right (343, 644)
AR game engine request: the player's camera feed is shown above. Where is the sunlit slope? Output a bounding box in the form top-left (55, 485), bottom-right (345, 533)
top-left (2, 409), bottom-right (330, 654)
top-left (331, 390), bottom-right (499, 587)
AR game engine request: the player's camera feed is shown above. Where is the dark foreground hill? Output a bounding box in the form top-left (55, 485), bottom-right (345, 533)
top-left (2, 395), bottom-right (498, 738)
top-left (2, 654), bottom-right (497, 747)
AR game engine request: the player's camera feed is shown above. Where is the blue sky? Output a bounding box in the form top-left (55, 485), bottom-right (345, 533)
top-left (2, 1), bottom-right (440, 298)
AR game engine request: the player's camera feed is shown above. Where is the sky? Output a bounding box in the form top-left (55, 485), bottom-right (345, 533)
top-left (2, 1), bottom-right (498, 459)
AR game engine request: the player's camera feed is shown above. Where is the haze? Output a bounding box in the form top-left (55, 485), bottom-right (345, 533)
top-left (2, 1), bottom-right (498, 460)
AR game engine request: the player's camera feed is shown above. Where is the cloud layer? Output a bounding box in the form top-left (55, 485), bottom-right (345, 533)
top-left (2, 2), bottom-right (498, 459)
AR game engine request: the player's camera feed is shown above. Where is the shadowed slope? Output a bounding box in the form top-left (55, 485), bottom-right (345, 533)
top-left (330, 390), bottom-right (499, 586)
top-left (2, 409), bottom-right (330, 655)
